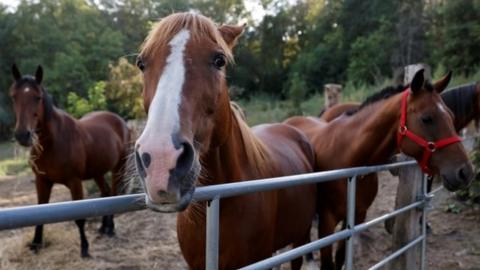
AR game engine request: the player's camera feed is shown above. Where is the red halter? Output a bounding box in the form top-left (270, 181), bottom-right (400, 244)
top-left (397, 89), bottom-right (462, 175)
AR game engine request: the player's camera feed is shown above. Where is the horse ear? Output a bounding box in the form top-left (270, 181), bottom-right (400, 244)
top-left (219, 24), bottom-right (246, 48)
top-left (12, 64), bottom-right (21, 81)
top-left (410, 69), bottom-right (425, 94)
top-left (433, 71), bottom-right (452, 93)
top-left (35, 65), bottom-right (43, 84)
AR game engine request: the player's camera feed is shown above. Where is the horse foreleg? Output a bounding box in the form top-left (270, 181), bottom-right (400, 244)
top-left (94, 175), bottom-right (115, 236)
top-left (318, 211), bottom-right (337, 270)
top-left (291, 232), bottom-right (314, 270)
top-left (30, 177), bottom-right (53, 253)
top-left (69, 180), bottom-right (90, 258)
top-left (334, 211), bottom-right (368, 270)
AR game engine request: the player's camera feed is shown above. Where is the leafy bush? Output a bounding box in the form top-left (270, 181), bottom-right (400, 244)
top-left (66, 81), bottom-right (107, 118)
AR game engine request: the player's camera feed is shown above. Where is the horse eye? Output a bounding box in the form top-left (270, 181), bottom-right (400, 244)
top-left (136, 57), bottom-right (145, 71)
top-left (421, 115), bottom-right (433, 124)
top-left (35, 96), bottom-right (42, 102)
top-left (213, 54), bottom-right (226, 69)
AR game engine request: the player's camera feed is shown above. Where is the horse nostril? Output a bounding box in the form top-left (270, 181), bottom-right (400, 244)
top-left (458, 168), bottom-right (467, 181)
top-left (14, 130), bottom-right (31, 145)
top-left (141, 152), bottom-right (151, 168)
top-left (175, 142), bottom-right (194, 175)
top-left (135, 150), bottom-right (147, 178)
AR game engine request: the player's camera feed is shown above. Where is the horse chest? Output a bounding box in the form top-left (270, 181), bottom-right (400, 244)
top-left (32, 147), bottom-right (86, 180)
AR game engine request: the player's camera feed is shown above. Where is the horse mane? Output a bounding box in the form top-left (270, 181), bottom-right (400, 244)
top-left (230, 103), bottom-right (270, 175)
top-left (349, 81), bottom-right (434, 115)
top-left (441, 82), bottom-right (480, 130)
top-left (140, 12), bottom-right (233, 61)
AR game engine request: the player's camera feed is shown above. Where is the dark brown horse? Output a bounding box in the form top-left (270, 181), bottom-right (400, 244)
top-left (133, 13), bottom-right (317, 269)
top-left (285, 70), bottom-right (474, 270)
top-left (9, 65), bottom-right (130, 257)
top-left (441, 81), bottom-right (480, 132)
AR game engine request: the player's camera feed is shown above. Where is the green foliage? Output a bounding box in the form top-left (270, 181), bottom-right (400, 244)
top-left (105, 58), bottom-right (145, 119)
top-left (66, 81), bottom-right (107, 118)
top-left (1, 0), bottom-right (480, 140)
top-left (439, 0), bottom-right (480, 75)
top-left (347, 19), bottom-right (395, 84)
top-left (284, 72), bottom-right (308, 114)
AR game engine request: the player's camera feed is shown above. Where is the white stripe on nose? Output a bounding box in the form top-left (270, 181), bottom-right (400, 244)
top-left (136, 29), bottom-right (191, 201)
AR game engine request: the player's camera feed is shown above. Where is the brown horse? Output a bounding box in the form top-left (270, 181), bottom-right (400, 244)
top-left (133, 13), bottom-right (316, 269)
top-left (441, 81), bottom-right (480, 132)
top-left (320, 81), bottom-right (480, 131)
top-left (285, 70), bottom-right (474, 270)
top-left (9, 65), bottom-right (130, 257)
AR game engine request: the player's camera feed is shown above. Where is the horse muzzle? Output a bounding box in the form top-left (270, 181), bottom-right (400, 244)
top-left (135, 140), bottom-right (198, 212)
top-left (440, 162), bottom-right (474, 191)
top-left (14, 130), bottom-right (32, 147)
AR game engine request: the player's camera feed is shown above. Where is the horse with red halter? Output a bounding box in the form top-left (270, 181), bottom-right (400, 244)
top-left (9, 65), bottom-right (130, 257)
top-left (133, 12), bottom-right (317, 269)
top-left (322, 81), bottom-right (480, 191)
top-left (285, 70), bottom-right (474, 270)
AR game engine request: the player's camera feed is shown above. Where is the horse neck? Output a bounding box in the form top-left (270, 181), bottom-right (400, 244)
top-left (35, 108), bottom-right (65, 146)
top-left (339, 94), bottom-right (402, 165)
top-left (198, 97), bottom-right (267, 186)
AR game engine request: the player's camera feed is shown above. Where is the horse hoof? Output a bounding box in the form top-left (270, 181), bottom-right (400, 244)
top-left (98, 226), bottom-right (106, 234)
top-left (105, 228), bottom-right (115, 237)
top-left (81, 251), bottom-right (91, 258)
top-left (28, 243), bottom-right (42, 253)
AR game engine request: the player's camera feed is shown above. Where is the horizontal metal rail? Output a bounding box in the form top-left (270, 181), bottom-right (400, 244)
top-left (0, 160), bottom-right (416, 230)
top-left (0, 194), bottom-right (146, 230)
top-left (241, 200), bottom-right (425, 270)
top-left (369, 235), bottom-right (425, 270)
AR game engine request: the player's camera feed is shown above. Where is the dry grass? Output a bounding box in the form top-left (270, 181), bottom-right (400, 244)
top-left (0, 203), bottom-right (187, 270)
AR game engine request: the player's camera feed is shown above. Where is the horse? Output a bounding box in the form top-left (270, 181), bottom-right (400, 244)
top-left (441, 81), bottom-right (480, 132)
top-left (9, 65), bottom-right (131, 257)
top-left (285, 69), bottom-right (474, 270)
top-left (133, 12), bottom-right (317, 269)
top-left (320, 81), bottom-right (480, 131)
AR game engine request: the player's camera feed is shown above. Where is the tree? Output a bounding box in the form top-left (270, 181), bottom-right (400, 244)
top-left (105, 58), bottom-right (145, 119)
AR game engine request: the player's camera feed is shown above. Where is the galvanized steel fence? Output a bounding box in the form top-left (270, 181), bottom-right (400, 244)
top-left (0, 160), bottom-right (434, 270)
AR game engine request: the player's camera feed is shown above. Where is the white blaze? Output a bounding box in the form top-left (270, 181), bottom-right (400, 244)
top-left (24, 87), bottom-right (30, 93)
top-left (135, 29), bottom-right (190, 198)
top-left (141, 29), bottom-right (190, 139)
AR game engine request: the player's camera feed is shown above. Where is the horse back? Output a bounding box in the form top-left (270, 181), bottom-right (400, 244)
top-left (77, 111), bottom-right (129, 178)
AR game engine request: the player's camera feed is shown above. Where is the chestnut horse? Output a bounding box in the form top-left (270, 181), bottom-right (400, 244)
top-left (133, 13), bottom-right (316, 269)
top-left (285, 70), bottom-right (474, 270)
top-left (9, 65), bottom-right (130, 257)
top-left (324, 81), bottom-right (480, 191)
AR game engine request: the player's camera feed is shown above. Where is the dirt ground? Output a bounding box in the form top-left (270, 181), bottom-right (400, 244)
top-left (1, 171), bottom-right (479, 269)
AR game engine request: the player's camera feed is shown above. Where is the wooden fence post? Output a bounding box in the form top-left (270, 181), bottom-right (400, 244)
top-left (391, 155), bottom-right (424, 270)
top-left (390, 63), bottom-right (432, 269)
top-left (324, 83), bottom-right (342, 109)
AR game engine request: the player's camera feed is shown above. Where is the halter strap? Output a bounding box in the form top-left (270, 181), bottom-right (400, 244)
top-left (397, 89), bottom-right (462, 175)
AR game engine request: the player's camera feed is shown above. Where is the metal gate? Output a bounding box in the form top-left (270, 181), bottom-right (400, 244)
top-left (0, 160), bottom-right (434, 269)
